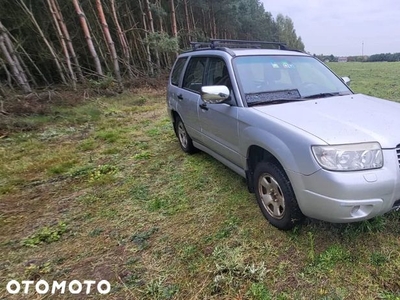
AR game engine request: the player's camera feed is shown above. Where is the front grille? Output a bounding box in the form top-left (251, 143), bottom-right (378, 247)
top-left (397, 145), bottom-right (400, 169)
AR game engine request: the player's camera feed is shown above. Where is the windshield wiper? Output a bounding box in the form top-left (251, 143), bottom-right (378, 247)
top-left (248, 99), bottom-right (303, 107)
top-left (302, 92), bottom-right (343, 99)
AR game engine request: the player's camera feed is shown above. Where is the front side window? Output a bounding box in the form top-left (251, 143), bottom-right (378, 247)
top-left (205, 58), bottom-right (231, 88)
top-left (233, 55), bottom-right (352, 105)
top-left (183, 57), bottom-right (207, 93)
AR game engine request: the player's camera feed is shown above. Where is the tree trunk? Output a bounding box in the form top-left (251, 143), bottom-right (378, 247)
top-left (0, 34), bottom-right (31, 93)
top-left (0, 21), bottom-right (32, 91)
top-left (52, 0), bottom-right (84, 81)
top-left (125, 1), bottom-right (143, 73)
top-left (95, 0), bottom-right (122, 88)
top-left (156, 0), bottom-right (164, 32)
top-left (208, 1), bottom-right (216, 39)
top-left (17, 0), bottom-right (67, 85)
top-left (0, 82), bottom-right (6, 99)
top-left (139, 0), bottom-right (154, 75)
top-left (183, 0), bottom-right (191, 39)
top-left (142, 12), bottom-right (154, 76)
top-left (202, 9), bottom-right (207, 39)
top-left (8, 31), bottom-right (48, 86)
top-left (0, 58), bottom-right (13, 89)
top-left (144, 0), bottom-right (160, 69)
top-left (111, 0), bottom-right (133, 79)
top-left (16, 51), bottom-right (37, 87)
top-left (47, 0), bottom-right (77, 90)
top-left (72, 0), bottom-right (104, 77)
top-left (190, 2), bottom-right (196, 31)
top-left (170, 0), bottom-right (177, 38)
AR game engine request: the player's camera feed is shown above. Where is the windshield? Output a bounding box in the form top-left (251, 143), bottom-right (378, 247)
top-left (233, 55), bottom-right (352, 106)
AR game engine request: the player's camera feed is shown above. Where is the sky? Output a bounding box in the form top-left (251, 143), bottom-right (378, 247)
top-left (260, 0), bottom-right (400, 56)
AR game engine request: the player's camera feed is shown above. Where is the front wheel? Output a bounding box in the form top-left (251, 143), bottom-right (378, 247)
top-left (175, 116), bottom-right (196, 154)
top-left (254, 162), bottom-right (304, 230)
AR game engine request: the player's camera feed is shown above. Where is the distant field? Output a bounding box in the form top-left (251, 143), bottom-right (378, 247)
top-left (328, 61), bottom-right (400, 101)
top-left (0, 64), bottom-right (399, 299)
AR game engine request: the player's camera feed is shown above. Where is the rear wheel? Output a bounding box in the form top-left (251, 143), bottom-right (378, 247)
top-left (254, 162), bottom-right (304, 230)
top-left (175, 116), bottom-right (196, 154)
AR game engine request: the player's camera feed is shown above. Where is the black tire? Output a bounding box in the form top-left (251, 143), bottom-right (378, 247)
top-left (254, 162), bottom-right (304, 230)
top-left (175, 116), bottom-right (196, 154)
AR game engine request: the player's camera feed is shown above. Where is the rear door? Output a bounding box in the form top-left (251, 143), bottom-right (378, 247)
top-left (168, 56), bottom-right (188, 112)
top-left (176, 56), bottom-right (207, 143)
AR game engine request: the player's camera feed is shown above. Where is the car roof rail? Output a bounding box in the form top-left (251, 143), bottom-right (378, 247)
top-left (190, 39), bottom-right (289, 51)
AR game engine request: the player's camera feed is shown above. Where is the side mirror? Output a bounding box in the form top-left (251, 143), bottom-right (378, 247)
top-left (201, 85), bottom-right (230, 104)
top-left (341, 76), bottom-right (351, 86)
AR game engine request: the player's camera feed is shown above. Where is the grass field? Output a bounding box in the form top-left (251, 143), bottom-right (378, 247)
top-left (1, 62), bottom-right (400, 299)
top-left (328, 61), bottom-right (400, 101)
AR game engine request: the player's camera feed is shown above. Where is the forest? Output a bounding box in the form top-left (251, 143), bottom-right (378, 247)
top-left (0, 0), bottom-right (305, 93)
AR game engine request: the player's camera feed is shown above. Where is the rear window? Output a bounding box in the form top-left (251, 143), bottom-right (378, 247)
top-left (171, 57), bottom-right (187, 86)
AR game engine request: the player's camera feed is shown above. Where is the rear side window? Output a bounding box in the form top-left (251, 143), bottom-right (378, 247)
top-left (183, 57), bottom-right (207, 93)
top-left (171, 57), bottom-right (187, 86)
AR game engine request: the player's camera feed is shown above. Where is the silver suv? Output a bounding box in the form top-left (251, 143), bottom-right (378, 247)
top-left (166, 39), bottom-right (400, 230)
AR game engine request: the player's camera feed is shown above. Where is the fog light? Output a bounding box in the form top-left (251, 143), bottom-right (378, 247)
top-left (351, 205), bottom-right (360, 216)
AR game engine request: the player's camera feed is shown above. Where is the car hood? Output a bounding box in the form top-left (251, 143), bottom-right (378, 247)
top-left (253, 94), bottom-right (400, 148)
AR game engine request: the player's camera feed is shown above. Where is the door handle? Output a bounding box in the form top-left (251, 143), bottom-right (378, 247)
top-left (199, 103), bottom-right (208, 111)
top-left (177, 94), bottom-right (183, 100)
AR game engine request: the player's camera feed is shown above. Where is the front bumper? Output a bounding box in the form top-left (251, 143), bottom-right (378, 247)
top-left (288, 151), bottom-right (400, 223)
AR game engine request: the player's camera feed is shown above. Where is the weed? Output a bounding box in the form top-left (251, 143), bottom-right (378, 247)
top-left (179, 244), bottom-right (198, 260)
top-left (89, 228), bottom-right (104, 237)
top-left (378, 291), bottom-right (400, 300)
top-left (102, 147), bottom-right (120, 155)
top-left (306, 244), bottom-right (351, 273)
top-left (134, 96), bottom-right (148, 106)
top-left (134, 140), bottom-right (149, 150)
top-left (95, 130), bottom-right (120, 143)
top-left (215, 216), bottom-right (240, 239)
top-left (24, 261), bottom-right (52, 280)
top-left (247, 282), bottom-right (272, 300)
top-left (211, 245), bottom-right (268, 294)
top-left (146, 128), bottom-right (160, 136)
top-left (89, 164), bottom-right (118, 182)
top-left (343, 216), bottom-right (387, 236)
top-left (130, 184), bottom-right (150, 201)
top-left (307, 231), bottom-right (315, 262)
top-left (370, 252), bottom-right (388, 267)
top-left (131, 227), bottom-right (159, 250)
top-left (147, 197), bottom-right (168, 212)
top-left (22, 222), bottom-right (67, 247)
top-left (88, 76), bottom-right (115, 89)
top-left (69, 165), bottom-right (94, 178)
top-left (78, 139), bottom-right (97, 151)
top-left (48, 160), bottom-right (76, 175)
top-left (133, 150), bottom-right (152, 160)
top-left (145, 277), bottom-right (178, 299)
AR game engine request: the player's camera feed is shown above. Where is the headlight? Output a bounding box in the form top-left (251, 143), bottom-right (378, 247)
top-left (312, 142), bottom-right (383, 171)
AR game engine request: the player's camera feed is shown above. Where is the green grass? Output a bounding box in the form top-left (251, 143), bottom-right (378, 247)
top-left (328, 61), bottom-right (400, 101)
top-left (1, 71), bottom-right (400, 299)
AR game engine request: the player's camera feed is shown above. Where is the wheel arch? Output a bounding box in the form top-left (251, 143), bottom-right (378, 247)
top-left (170, 110), bottom-right (180, 135)
top-left (245, 145), bottom-right (287, 193)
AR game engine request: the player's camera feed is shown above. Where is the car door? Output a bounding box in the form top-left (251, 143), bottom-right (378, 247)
top-left (176, 56), bottom-right (207, 143)
top-left (198, 57), bottom-right (241, 166)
